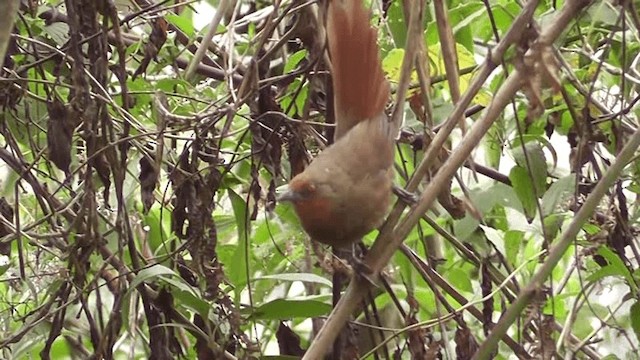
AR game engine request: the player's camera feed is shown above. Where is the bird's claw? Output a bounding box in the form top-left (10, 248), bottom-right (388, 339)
top-left (393, 185), bottom-right (419, 206)
top-left (351, 257), bottom-right (379, 288)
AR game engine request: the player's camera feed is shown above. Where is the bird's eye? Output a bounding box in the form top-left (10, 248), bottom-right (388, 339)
top-left (299, 183), bottom-right (316, 198)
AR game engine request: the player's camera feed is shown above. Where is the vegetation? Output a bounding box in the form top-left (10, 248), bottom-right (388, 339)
top-left (0, 0), bottom-right (639, 358)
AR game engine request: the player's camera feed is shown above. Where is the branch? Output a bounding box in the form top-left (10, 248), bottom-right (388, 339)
top-left (185, 0), bottom-right (234, 80)
top-left (0, 0), bottom-right (19, 67)
top-left (302, 0), bottom-right (424, 357)
top-left (302, 0), bottom-right (593, 356)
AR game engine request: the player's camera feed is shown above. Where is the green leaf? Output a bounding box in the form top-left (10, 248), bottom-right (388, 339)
top-left (630, 301), bottom-right (640, 344)
top-left (542, 175), bottom-right (575, 217)
top-left (480, 225), bottom-right (505, 255)
top-left (161, 275), bottom-right (199, 297)
top-left (129, 266), bottom-right (210, 318)
top-left (228, 189), bottom-right (250, 290)
top-left (156, 78), bottom-right (192, 93)
top-left (557, 110), bottom-right (575, 135)
top-left (475, 2), bottom-right (520, 41)
top-left (587, 247), bottom-right (637, 292)
top-left (129, 264), bottom-right (176, 289)
top-left (509, 166), bottom-right (537, 221)
top-left (173, 289), bottom-right (211, 319)
top-left (382, 48), bottom-right (405, 84)
top-left (504, 230), bottom-right (524, 266)
top-left (511, 141), bottom-right (547, 197)
top-left (283, 50), bottom-right (307, 74)
top-left (281, 79), bottom-right (309, 117)
top-left (0, 261), bottom-right (10, 277)
top-left (582, 223), bottom-right (600, 235)
top-left (484, 126), bottom-right (504, 169)
top-left (585, 1), bottom-right (619, 27)
top-left (543, 213), bottom-right (564, 241)
top-left (587, 265), bottom-right (627, 283)
top-left (294, 84), bottom-right (308, 117)
top-left (451, 2), bottom-right (484, 44)
top-left (446, 267), bottom-right (473, 293)
top-left (256, 273), bottom-right (332, 287)
top-left (43, 22), bottom-right (70, 46)
top-left (250, 299), bottom-right (332, 320)
top-left (600, 355), bottom-right (622, 360)
top-left (166, 13), bottom-right (195, 37)
top-left (144, 206), bottom-right (171, 256)
top-left (386, 1), bottom-right (406, 48)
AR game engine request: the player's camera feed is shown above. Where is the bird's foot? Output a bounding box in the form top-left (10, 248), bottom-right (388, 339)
top-left (393, 185), bottom-right (419, 206)
top-left (351, 257), bottom-right (379, 288)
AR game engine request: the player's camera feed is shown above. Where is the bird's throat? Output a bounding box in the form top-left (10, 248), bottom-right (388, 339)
top-left (292, 197), bottom-right (341, 245)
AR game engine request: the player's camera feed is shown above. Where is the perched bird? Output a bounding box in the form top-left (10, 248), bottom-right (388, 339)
top-left (278, 0), bottom-right (396, 248)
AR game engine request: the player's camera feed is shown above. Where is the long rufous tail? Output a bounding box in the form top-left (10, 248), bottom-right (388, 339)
top-left (327, 0), bottom-right (390, 140)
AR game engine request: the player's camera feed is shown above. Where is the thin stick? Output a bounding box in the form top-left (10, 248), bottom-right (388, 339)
top-left (302, 0), bottom-right (592, 356)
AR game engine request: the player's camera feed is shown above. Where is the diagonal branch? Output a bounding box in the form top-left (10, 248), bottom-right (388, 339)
top-left (303, 0), bottom-right (593, 357)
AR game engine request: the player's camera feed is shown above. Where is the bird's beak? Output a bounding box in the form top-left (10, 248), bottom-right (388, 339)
top-left (277, 188), bottom-right (301, 203)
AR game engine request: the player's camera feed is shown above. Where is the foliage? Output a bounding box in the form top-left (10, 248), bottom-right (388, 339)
top-left (0, 0), bottom-right (638, 359)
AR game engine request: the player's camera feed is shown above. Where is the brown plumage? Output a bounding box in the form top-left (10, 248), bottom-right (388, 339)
top-left (278, 0), bottom-right (396, 248)
top-left (327, 0), bottom-right (390, 139)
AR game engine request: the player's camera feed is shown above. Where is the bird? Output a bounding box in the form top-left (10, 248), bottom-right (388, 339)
top-left (278, 0), bottom-right (397, 248)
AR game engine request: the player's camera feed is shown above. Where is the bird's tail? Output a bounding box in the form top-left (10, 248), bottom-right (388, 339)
top-left (327, 0), bottom-right (390, 140)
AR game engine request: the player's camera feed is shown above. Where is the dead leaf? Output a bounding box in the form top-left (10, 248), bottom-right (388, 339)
top-left (139, 152), bottom-right (158, 214)
top-left (455, 326), bottom-right (479, 360)
top-left (0, 198), bottom-right (14, 256)
top-left (133, 18), bottom-right (168, 79)
top-left (277, 322), bottom-right (306, 356)
top-left (46, 99), bottom-right (73, 175)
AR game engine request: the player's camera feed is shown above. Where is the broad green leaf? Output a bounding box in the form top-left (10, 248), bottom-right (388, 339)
top-left (129, 264), bottom-right (176, 290)
top-left (543, 292), bottom-right (566, 317)
top-left (445, 267), bottom-right (473, 293)
top-left (543, 213), bottom-right (564, 241)
top-left (585, 1), bottom-right (619, 27)
top-left (256, 273), bottom-right (332, 287)
top-left (542, 175), bottom-right (575, 217)
top-left (173, 289), bottom-right (211, 319)
top-left (228, 189), bottom-right (250, 290)
top-left (0, 261), bottom-right (10, 277)
top-left (293, 84), bottom-right (308, 117)
top-left (511, 141), bottom-right (547, 197)
top-left (156, 78), bottom-right (192, 93)
top-left (144, 206), bottom-right (171, 256)
top-left (43, 22), bottom-right (69, 46)
top-left (600, 355), bottom-right (621, 360)
top-left (504, 230), bottom-right (524, 266)
top-left (509, 166), bottom-right (537, 221)
top-left (382, 48), bottom-right (406, 84)
top-left (582, 223), bottom-right (600, 235)
top-left (415, 286), bottom-right (437, 314)
top-left (283, 50), bottom-right (307, 74)
top-left (386, 1), bottom-right (406, 47)
top-left (480, 225), bottom-right (505, 255)
top-left (250, 299), bottom-right (331, 320)
top-left (166, 13), bottom-right (195, 37)
top-left (396, 246), bottom-right (416, 288)
top-left (450, 2), bottom-right (484, 44)
top-left (474, 2), bottom-right (520, 40)
top-left (630, 301), bottom-right (640, 344)
top-left (587, 247), bottom-right (637, 292)
top-left (557, 110), bottom-right (575, 135)
top-left (161, 275), bottom-right (200, 296)
top-left (281, 79), bottom-right (309, 117)
top-left (587, 265), bottom-right (628, 283)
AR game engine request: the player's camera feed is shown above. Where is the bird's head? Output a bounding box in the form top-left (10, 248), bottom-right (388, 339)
top-left (277, 174), bottom-right (336, 225)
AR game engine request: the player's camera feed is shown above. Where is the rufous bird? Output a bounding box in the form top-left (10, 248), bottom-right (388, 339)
top-left (278, 0), bottom-right (397, 248)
